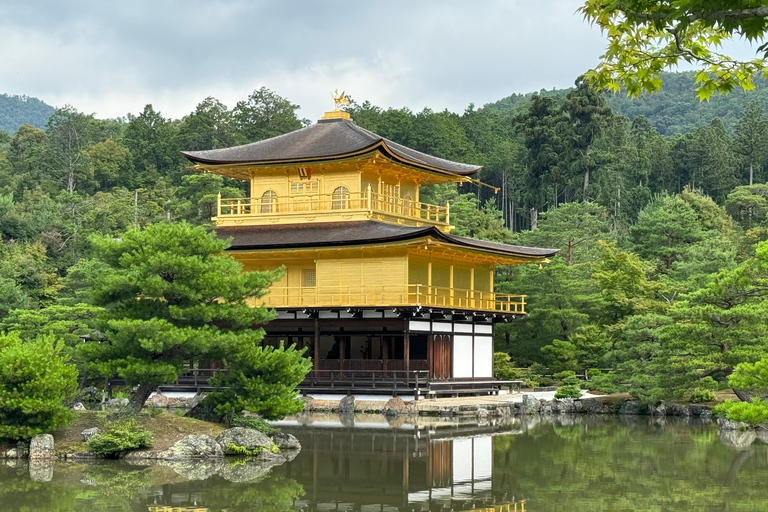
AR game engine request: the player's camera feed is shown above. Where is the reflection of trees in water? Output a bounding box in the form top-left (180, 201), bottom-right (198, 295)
top-left (492, 417), bottom-right (768, 511)
top-left (0, 462), bottom-right (304, 512)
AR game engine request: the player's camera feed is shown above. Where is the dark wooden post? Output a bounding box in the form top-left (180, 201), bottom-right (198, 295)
top-left (314, 318), bottom-right (320, 377)
top-left (382, 337), bottom-right (389, 375)
top-left (404, 332), bottom-right (410, 374)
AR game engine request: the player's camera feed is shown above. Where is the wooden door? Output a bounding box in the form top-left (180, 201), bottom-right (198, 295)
top-left (429, 334), bottom-right (452, 380)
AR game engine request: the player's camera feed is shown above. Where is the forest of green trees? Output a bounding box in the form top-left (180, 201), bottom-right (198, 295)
top-left (0, 75), bottom-right (767, 411)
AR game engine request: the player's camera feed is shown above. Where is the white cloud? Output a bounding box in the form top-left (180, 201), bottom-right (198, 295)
top-left (0, 0), bottom-right (757, 123)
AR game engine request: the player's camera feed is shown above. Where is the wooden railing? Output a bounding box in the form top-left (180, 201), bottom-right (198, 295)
top-left (216, 189), bottom-right (450, 226)
top-left (262, 284), bottom-right (526, 314)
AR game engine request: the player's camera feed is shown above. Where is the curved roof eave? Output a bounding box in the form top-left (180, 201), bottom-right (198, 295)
top-left (181, 118), bottom-right (481, 177)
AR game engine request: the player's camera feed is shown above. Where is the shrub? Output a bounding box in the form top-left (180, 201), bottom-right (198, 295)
top-left (689, 389), bottom-right (716, 403)
top-left (85, 418), bottom-right (153, 457)
top-left (714, 398), bottom-right (768, 426)
top-left (0, 333), bottom-right (78, 440)
top-left (493, 352), bottom-right (517, 380)
top-left (554, 370), bottom-right (583, 399)
top-left (225, 443), bottom-right (279, 456)
top-left (555, 385), bottom-right (582, 399)
top-left (206, 342), bottom-right (312, 420)
top-left (231, 414), bottom-right (278, 436)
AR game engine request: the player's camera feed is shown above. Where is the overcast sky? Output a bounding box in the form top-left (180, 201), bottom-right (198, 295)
top-left (0, 1), bottom-right (760, 122)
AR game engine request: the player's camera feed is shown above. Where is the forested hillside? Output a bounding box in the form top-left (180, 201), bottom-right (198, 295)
top-left (488, 71), bottom-right (768, 136)
top-left (0, 94), bottom-right (55, 133)
top-left (0, 78), bottom-right (767, 405)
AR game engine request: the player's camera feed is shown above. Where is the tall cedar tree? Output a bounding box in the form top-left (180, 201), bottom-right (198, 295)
top-left (79, 222), bottom-right (284, 413)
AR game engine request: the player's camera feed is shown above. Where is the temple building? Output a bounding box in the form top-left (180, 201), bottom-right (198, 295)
top-left (182, 102), bottom-right (556, 397)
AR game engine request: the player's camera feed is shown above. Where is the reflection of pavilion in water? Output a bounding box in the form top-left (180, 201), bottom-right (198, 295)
top-left (283, 428), bottom-right (525, 512)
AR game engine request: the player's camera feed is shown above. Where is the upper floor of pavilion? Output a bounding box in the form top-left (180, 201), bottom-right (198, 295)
top-left (181, 110), bottom-right (482, 232)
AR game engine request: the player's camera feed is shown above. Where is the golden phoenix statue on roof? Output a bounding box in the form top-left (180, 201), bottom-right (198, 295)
top-left (332, 89), bottom-right (349, 110)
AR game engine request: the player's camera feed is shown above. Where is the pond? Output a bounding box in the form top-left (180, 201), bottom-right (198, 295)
top-left (1, 415), bottom-right (767, 511)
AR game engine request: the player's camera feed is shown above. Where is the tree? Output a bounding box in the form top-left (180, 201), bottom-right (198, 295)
top-left (83, 139), bottom-right (134, 190)
top-left (44, 106), bottom-right (95, 194)
top-left (724, 183), bottom-right (768, 229)
top-left (232, 87), bottom-right (305, 143)
top-left (174, 174), bottom-right (243, 224)
top-left (123, 105), bottom-right (179, 183)
top-left (514, 202), bottom-right (611, 266)
top-left (628, 194), bottom-right (706, 271)
top-left (733, 100), bottom-right (768, 185)
top-left (562, 78), bottom-right (613, 200)
top-left (205, 341), bottom-right (312, 420)
top-left (78, 222), bottom-right (297, 414)
top-left (580, 0), bottom-right (768, 99)
top-left (513, 95), bottom-right (574, 227)
top-left (178, 97), bottom-right (237, 151)
top-left (0, 333), bottom-right (77, 440)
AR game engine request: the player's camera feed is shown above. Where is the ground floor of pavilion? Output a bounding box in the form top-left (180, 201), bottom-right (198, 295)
top-left (259, 307), bottom-right (519, 397)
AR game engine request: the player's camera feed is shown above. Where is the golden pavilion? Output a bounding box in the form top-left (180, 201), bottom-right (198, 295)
top-left (182, 101), bottom-right (556, 396)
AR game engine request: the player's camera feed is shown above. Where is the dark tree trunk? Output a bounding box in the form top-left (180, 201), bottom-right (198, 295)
top-left (733, 388), bottom-right (759, 402)
top-left (129, 382), bottom-right (157, 414)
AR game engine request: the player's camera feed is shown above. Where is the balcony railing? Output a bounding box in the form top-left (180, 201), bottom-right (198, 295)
top-left (260, 284), bottom-right (526, 314)
top-left (216, 190), bottom-right (450, 227)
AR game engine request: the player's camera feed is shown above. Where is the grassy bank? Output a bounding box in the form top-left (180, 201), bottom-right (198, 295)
top-left (51, 411), bottom-right (227, 454)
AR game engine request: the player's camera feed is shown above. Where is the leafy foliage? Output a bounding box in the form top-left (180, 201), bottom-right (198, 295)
top-left (205, 341), bottom-right (312, 421)
top-left (230, 414), bottom-right (279, 436)
top-left (85, 418), bottom-right (153, 456)
top-left (580, 1), bottom-right (768, 99)
top-left (714, 398), bottom-right (768, 426)
top-left (78, 222), bottom-right (282, 412)
top-left (0, 333), bottom-right (77, 440)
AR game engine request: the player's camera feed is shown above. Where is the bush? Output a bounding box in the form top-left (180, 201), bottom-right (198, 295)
top-left (224, 443), bottom-right (279, 456)
top-left (689, 389), bottom-right (716, 403)
top-left (554, 371), bottom-right (583, 399)
top-left (493, 352), bottom-right (517, 380)
top-left (0, 333), bottom-right (78, 440)
top-left (555, 385), bottom-right (582, 399)
top-left (85, 418), bottom-right (153, 457)
top-left (205, 343), bottom-right (312, 420)
top-left (714, 398), bottom-right (768, 426)
top-left (231, 414), bottom-right (278, 436)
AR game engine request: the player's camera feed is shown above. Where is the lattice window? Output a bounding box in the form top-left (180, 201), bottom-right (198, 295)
top-left (332, 186), bottom-right (350, 210)
top-left (290, 180), bottom-right (319, 194)
top-left (260, 190), bottom-right (277, 213)
top-left (302, 268), bottom-right (316, 287)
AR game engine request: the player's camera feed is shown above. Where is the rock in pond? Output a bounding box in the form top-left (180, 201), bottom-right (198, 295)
top-left (271, 432), bottom-right (301, 450)
top-left (165, 459), bottom-right (224, 480)
top-left (382, 397), bottom-right (409, 417)
top-left (219, 460), bottom-right (275, 482)
top-left (618, 400), bottom-right (645, 415)
top-left (165, 435), bottom-right (224, 459)
top-left (29, 460), bottom-right (53, 482)
top-left (338, 395), bottom-right (355, 413)
top-left (256, 450), bottom-right (287, 465)
top-left (521, 394), bottom-right (541, 413)
top-left (216, 427), bottom-right (273, 452)
top-left (719, 428), bottom-right (756, 450)
top-left (717, 418), bottom-right (751, 431)
top-left (29, 434), bottom-right (55, 460)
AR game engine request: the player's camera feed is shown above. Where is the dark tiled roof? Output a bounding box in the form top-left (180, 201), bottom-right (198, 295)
top-left (215, 221), bottom-right (558, 260)
top-left (182, 118), bottom-right (480, 176)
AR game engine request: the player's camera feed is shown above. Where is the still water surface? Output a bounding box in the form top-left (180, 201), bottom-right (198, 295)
top-left (1, 415), bottom-right (767, 511)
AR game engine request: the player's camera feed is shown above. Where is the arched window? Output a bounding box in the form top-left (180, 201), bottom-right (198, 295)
top-left (332, 186), bottom-right (350, 210)
top-left (261, 190), bottom-right (278, 213)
